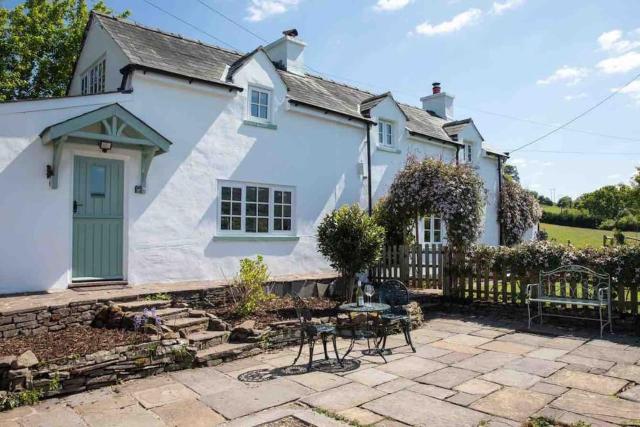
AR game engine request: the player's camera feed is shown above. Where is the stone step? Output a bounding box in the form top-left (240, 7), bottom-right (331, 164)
top-left (187, 330), bottom-right (229, 350)
top-left (154, 307), bottom-right (189, 321)
top-left (164, 317), bottom-right (209, 335)
top-left (117, 300), bottom-right (172, 311)
top-left (195, 342), bottom-right (260, 366)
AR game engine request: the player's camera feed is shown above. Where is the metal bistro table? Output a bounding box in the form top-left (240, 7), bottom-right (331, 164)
top-left (338, 302), bottom-right (391, 363)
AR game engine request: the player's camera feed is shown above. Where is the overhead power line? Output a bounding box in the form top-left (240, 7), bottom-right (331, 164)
top-left (142, 0), bottom-right (238, 51)
top-left (508, 70), bottom-right (640, 154)
top-left (521, 149), bottom-right (640, 156)
top-left (194, 0), bottom-right (268, 43)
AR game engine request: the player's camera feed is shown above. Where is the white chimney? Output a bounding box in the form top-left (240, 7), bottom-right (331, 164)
top-left (420, 82), bottom-right (454, 121)
top-left (264, 29), bottom-right (306, 76)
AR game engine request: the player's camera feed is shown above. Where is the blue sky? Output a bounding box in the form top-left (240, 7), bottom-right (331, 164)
top-left (9, 0), bottom-right (640, 199)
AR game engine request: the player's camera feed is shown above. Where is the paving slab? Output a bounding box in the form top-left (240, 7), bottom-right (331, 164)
top-left (338, 407), bottom-right (384, 425)
top-left (619, 384), bottom-right (640, 402)
top-left (374, 377), bottom-right (417, 394)
top-left (541, 336), bottom-right (586, 351)
top-left (535, 406), bottom-right (617, 427)
top-left (526, 347), bottom-right (570, 361)
top-left (17, 406), bottom-right (87, 427)
top-left (606, 363), bottom-right (640, 382)
top-left (415, 366), bottom-right (479, 388)
top-left (569, 343), bottom-right (640, 364)
top-left (287, 370), bottom-right (352, 391)
top-left (170, 367), bottom-right (242, 395)
top-left (470, 329), bottom-right (507, 339)
top-left (546, 369), bottom-right (628, 395)
top-left (479, 341), bottom-right (535, 355)
top-left (301, 382), bottom-right (385, 412)
top-left (151, 398), bottom-right (225, 426)
top-left (411, 328), bottom-right (455, 339)
top-left (470, 387), bottom-right (554, 422)
top-left (446, 391), bottom-right (482, 406)
top-left (528, 381), bottom-right (568, 396)
top-left (454, 378), bottom-right (502, 396)
top-left (363, 389), bottom-right (487, 427)
top-left (79, 401), bottom-right (165, 427)
top-left (344, 368), bottom-right (397, 387)
top-left (430, 340), bottom-right (486, 355)
top-left (498, 333), bottom-right (552, 347)
top-left (413, 344), bottom-right (451, 360)
top-left (133, 382), bottom-right (199, 409)
top-left (376, 355), bottom-right (446, 379)
top-left (453, 351), bottom-right (520, 373)
top-left (558, 354), bottom-right (615, 370)
top-left (423, 322), bottom-right (481, 335)
top-left (504, 357), bottom-right (566, 377)
top-left (115, 375), bottom-right (178, 393)
top-left (407, 383), bottom-right (456, 399)
top-left (443, 334), bottom-right (492, 347)
top-left (480, 369), bottom-right (542, 389)
top-left (435, 351), bottom-right (473, 364)
top-left (551, 388), bottom-right (640, 425)
top-left (201, 379), bottom-right (312, 419)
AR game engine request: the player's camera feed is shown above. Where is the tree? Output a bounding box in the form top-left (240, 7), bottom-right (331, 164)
top-left (503, 164), bottom-right (520, 183)
top-left (317, 204), bottom-right (385, 301)
top-left (576, 185), bottom-right (630, 220)
top-left (0, 0), bottom-right (128, 101)
top-left (557, 196), bottom-right (573, 209)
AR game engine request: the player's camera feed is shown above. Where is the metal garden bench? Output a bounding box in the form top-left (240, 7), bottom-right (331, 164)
top-left (526, 265), bottom-right (612, 337)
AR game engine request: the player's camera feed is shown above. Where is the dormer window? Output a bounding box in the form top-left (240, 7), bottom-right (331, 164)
top-left (80, 57), bottom-right (106, 95)
top-left (249, 86), bottom-right (271, 121)
top-left (378, 120), bottom-right (393, 147)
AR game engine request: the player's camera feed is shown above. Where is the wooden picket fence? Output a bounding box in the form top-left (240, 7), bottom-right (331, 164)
top-left (370, 244), bottom-right (640, 316)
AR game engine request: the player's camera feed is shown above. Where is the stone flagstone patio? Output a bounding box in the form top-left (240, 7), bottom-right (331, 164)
top-left (2, 314), bottom-right (640, 426)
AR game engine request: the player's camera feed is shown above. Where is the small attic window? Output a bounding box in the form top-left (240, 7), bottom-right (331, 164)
top-left (378, 120), bottom-right (393, 147)
top-left (248, 86), bottom-right (271, 122)
top-left (81, 57), bottom-right (106, 95)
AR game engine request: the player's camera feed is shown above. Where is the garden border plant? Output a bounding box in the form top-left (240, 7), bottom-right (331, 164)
top-left (500, 177), bottom-right (542, 246)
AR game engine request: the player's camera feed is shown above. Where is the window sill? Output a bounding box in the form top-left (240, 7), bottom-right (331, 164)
top-left (213, 234), bottom-right (299, 242)
top-left (243, 120), bottom-right (277, 130)
top-left (376, 144), bottom-right (401, 154)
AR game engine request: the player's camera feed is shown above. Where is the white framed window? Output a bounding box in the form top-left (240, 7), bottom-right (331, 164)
top-left (248, 86), bottom-right (271, 122)
top-left (464, 143), bottom-right (472, 163)
top-left (378, 120), bottom-right (394, 147)
top-left (80, 57), bottom-right (106, 95)
top-left (424, 215), bottom-right (443, 244)
top-left (218, 181), bottom-right (294, 235)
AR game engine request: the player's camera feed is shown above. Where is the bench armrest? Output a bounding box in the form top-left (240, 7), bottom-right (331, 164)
top-left (526, 283), bottom-right (542, 299)
top-left (598, 287), bottom-right (610, 303)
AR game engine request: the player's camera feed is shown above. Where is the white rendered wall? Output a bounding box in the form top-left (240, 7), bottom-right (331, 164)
top-left (67, 19), bottom-right (129, 96)
top-left (0, 54), bottom-right (504, 294)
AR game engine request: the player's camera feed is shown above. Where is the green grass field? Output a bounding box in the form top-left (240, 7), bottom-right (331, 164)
top-left (541, 205), bottom-right (588, 215)
top-left (541, 223), bottom-right (640, 248)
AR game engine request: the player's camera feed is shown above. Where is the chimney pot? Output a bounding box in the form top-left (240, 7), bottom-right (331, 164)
top-left (432, 82), bottom-right (441, 94)
top-left (282, 28), bottom-right (298, 37)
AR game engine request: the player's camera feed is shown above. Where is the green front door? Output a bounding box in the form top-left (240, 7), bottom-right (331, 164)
top-left (72, 156), bottom-right (124, 281)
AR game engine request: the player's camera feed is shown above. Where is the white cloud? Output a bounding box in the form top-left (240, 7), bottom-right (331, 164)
top-left (607, 173), bottom-right (622, 181)
top-left (374, 0), bottom-right (412, 12)
top-left (611, 80), bottom-right (640, 104)
top-left (596, 51), bottom-right (640, 74)
top-left (564, 92), bottom-right (587, 101)
top-left (246, 0), bottom-right (299, 22)
top-left (491, 0), bottom-right (525, 15)
top-left (536, 66), bottom-right (589, 86)
top-left (597, 29), bottom-right (640, 54)
top-left (413, 8), bottom-right (482, 37)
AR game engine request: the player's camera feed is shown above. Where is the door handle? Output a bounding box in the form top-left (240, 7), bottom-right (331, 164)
top-left (73, 200), bottom-right (83, 213)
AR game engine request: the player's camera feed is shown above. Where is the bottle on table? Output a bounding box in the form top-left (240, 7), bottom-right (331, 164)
top-left (355, 280), bottom-right (364, 307)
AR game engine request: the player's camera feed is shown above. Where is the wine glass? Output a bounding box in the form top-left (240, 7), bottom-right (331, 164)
top-left (364, 284), bottom-right (375, 306)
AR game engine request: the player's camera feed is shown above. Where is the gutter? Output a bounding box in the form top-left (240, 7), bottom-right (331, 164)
top-left (289, 98), bottom-right (375, 125)
top-left (407, 130), bottom-right (464, 149)
top-left (366, 123), bottom-right (373, 215)
top-left (119, 64), bottom-right (244, 92)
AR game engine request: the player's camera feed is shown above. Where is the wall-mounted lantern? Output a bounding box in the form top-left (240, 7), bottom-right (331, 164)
top-left (98, 140), bottom-right (112, 153)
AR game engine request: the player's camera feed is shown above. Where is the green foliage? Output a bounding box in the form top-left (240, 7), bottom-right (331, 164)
top-left (0, 387), bottom-right (44, 411)
top-left (232, 255), bottom-right (273, 317)
top-left (143, 292), bottom-right (172, 301)
top-left (500, 178), bottom-right (542, 246)
top-left (542, 208), bottom-right (598, 229)
top-left (503, 164), bottom-right (520, 183)
top-left (372, 196), bottom-right (413, 246)
top-left (557, 196), bottom-right (573, 208)
top-left (313, 407), bottom-right (370, 427)
top-left (598, 211), bottom-right (640, 232)
top-left (0, 0), bottom-right (129, 101)
top-left (576, 185), bottom-right (633, 221)
top-left (48, 372), bottom-right (61, 392)
top-left (524, 416), bottom-right (591, 427)
top-left (317, 204), bottom-right (385, 299)
top-left (383, 157), bottom-right (485, 248)
top-left (542, 223), bottom-right (640, 248)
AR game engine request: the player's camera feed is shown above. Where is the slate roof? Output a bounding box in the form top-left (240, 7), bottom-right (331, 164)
top-left (442, 118), bottom-right (472, 138)
top-left (92, 13), bottom-right (463, 144)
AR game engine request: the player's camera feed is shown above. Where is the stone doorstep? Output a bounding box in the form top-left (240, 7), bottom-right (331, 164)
top-left (165, 317), bottom-right (209, 334)
top-left (117, 300), bottom-right (173, 311)
top-left (194, 342), bottom-right (259, 364)
top-left (186, 331), bottom-right (229, 350)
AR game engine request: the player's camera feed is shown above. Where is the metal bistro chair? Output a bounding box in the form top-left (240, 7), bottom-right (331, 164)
top-left (377, 280), bottom-right (416, 353)
top-left (292, 297), bottom-right (342, 370)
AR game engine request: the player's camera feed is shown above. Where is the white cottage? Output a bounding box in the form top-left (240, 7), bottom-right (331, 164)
top-left (0, 13), bottom-right (510, 295)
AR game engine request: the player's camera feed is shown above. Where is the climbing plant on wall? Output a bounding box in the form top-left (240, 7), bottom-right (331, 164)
top-left (500, 177), bottom-right (542, 246)
top-left (382, 156), bottom-right (485, 248)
